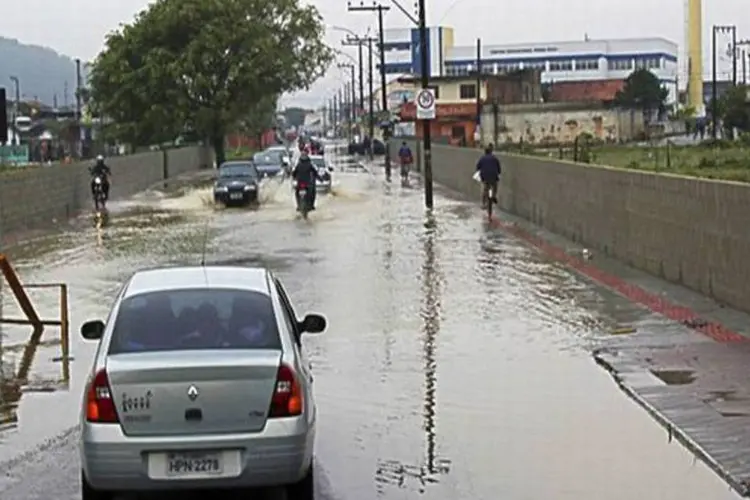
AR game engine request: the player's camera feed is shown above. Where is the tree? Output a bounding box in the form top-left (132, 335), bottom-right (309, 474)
top-left (720, 85), bottom-right (750, 135)
top-left (614, 69), bottom-right (669, 119)
top-left (235, 94), bottom-right (279, 145)
top-left (88, 0), bottom-right (333, 163)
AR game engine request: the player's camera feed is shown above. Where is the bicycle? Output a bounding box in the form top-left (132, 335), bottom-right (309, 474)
top-left (481, 181), bottom-right (498, 219)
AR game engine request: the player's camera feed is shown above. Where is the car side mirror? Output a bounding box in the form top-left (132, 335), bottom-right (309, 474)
top-left (299, 313), bottom-right (326, 334)
top-left (81, 320), bottom-right (105, 340)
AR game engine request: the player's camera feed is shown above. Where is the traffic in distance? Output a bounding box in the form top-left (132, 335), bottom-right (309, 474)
top-left (77, 137), bottom-right (351, 500)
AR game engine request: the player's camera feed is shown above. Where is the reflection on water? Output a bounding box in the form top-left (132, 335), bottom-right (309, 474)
top-left (374, 213), bottom-right (451, 493)
top-left (419, 215), bottom-right (450, 481)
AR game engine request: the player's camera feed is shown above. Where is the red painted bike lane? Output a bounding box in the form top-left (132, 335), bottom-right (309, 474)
top-left (485, 211), bottom-right (750, 496)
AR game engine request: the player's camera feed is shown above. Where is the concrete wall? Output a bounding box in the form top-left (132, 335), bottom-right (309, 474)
top-left (394, 140), bottom-right (750, 313)
top-left (480, 102), bottom-right (645, 145)
top-left (0, 145), bottom-right (212, 236)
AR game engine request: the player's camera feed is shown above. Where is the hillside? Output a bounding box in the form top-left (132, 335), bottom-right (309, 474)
top-left (0, 36), bottom-right (81, 106)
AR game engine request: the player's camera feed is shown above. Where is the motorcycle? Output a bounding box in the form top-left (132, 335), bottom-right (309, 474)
top-left (295, 181), bottom-right (312, 219)
top-left (92, 175), bottom-right (107, 211)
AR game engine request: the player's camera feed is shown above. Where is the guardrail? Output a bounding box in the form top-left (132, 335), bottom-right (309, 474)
top-left (0, 254), bottom-right (70, 428)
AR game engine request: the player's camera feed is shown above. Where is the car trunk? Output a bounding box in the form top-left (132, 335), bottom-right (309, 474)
top-left (106, 350), bottom-right (281, 437)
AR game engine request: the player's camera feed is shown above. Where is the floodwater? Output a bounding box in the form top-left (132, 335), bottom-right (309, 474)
top-left (0, 145), bottom-right (741, 499)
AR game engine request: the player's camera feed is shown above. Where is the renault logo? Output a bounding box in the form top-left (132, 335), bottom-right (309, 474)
top-left (187, 385), bottom-right (199, 401)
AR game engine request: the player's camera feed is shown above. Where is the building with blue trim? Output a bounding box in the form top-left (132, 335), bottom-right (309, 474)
top-left (380, 26), bottom-right (679, 103)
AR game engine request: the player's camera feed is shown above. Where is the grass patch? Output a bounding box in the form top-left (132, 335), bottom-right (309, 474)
top-left (529, 141), bottom-right (750, 183)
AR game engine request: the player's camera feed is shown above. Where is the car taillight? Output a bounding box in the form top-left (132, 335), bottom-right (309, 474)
top-left (268, 364), bottom-right (303, 417)
top-left (86, 369), bottom-right (119, 423)
top-left (297, 182), bottom-right (308, 189)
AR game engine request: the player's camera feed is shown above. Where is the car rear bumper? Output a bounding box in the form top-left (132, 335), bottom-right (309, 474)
top-left (214, 190), bottom-right (258, 205)
top-left (81, 418), bottom-right (314, 491)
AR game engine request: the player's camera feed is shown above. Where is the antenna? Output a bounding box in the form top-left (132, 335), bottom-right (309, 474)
top-left (199, 216), bottom-right (211, 266)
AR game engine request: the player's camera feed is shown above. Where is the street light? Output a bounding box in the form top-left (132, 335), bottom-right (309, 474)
top-left (9, 76), bottom-right (19, 145)
top-left (711, 25), bottom-right (736, 139)
top-left (337, 62), bottom-right (356, 140)
top-left (342, 34), bottom-right (378, 156)
top-left (347, 1), bottom-right (394, 178)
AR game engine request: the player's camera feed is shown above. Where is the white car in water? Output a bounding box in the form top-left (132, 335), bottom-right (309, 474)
top-left (309, 155), bottom-right (333, 192)
top-left (78, 266), bottom-right (327, 500)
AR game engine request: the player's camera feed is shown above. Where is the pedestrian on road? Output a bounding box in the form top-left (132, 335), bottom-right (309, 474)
top-left (475, 144), bottom-right (501, 209)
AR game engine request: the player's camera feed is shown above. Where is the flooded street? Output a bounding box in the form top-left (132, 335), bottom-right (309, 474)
top-left (0, 146), bottom-right (742, 499)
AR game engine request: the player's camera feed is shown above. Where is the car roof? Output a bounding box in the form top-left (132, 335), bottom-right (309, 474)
top-left (219, 161), bottom-right (254, 168)
top-left (309, 155), bottom-right (324, 160)
top-left (123, 266), bottom-right (271, 298)
top-left (265, 146), bottom-right (286, 151)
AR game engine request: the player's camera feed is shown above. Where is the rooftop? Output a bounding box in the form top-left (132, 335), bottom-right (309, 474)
top-left (125, 266), bottom-right (270, 296)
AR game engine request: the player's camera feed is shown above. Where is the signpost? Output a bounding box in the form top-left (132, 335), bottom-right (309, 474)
top-left (416, 88), bottom-right (436, 120)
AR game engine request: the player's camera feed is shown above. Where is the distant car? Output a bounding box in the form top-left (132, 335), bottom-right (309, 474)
top-left (252, 152), bottom-right (284, 178)
top-left (309, 155), bottom-right (332, 192)
top-left (78, 265), bottom-right (327, 500)
top-left (264, 145), bottom-right (291, 169)
top-left (213, 161), bottom-right (260, 206)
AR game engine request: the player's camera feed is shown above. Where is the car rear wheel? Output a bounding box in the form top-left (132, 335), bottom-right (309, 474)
top-left (286, 463), bottom-right (314, 500)
top-left (81, 471), bottom-right (113, 500)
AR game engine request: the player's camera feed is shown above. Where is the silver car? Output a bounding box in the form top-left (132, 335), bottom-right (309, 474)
top-left (78, 266), bottom-right (326, 500)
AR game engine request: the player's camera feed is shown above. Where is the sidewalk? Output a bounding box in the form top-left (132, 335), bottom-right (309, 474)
top-left (464, 194), bottom-right (750, 496)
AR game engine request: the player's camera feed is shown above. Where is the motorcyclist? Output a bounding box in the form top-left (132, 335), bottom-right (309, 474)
top-left (475, 144), bottom-right (501, 208)
top-left (292, 151), bottom-right (322, 211)
top-left (89, 155), bottom-right (112, 204)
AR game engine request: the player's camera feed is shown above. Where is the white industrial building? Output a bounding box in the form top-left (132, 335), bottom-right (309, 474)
top-left (380, 26), bottom-right (679, 102)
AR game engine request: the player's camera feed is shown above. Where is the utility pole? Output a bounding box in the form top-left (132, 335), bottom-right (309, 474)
top-left (75, 58), bottom-right (82, 157)
top-left (348, 1), bottom-right (393, 175)
top-left (712, 25), bottom-right (737, 139)
top-left (338, 62), bottom-right (356, 142)
top-left (333, 93), bottom-right (338, 137)
top-left (475, 38), bottom-right (482, 146)
top-left (368, 37), bottom-right (375, 157)
top-left (417, 0), bottom-right (433, 208)
top-left (9, 76), bottom-right (20, 145)
top-left (342, 34), bottom-right (378, 148)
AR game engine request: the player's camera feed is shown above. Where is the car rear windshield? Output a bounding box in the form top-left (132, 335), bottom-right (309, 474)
top-left (310, 158), bottom-right (325, 168)
top-left (109, 288), bottom-right (281, 354)
top-left (253, 154), bottom-right (280, 166)
top-left (219, 164), bottom-right (256, 178)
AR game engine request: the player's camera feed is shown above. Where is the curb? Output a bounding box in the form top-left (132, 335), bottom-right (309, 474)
top-left (593, 350), bottom-right (750, 497)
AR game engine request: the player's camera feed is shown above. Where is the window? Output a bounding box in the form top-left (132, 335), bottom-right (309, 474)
top-left (549, 60), bottom-right (573, 71)
top-left (524, 60), bottom-right (546, 70)
top-left (608, 58), bottom-right (633, 71)
top-left (576, 59), bottom-right (599, 70)
top-left (635, 56), bottom-right (661, 70)
top-left (275, 280), bottom-right (301, 343)
top-left (109, 289), bottom-right (281, 353)
top-left (459, 84), bottom-right (477, 99)
top-left (219, 163), bottom-right (259, 179)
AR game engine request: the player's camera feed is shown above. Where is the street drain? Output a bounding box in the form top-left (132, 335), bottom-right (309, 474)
top-left (651, 369), bottom-right (695, 385)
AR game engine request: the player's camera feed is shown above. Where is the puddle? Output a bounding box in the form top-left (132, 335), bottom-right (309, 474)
top-left (652, 369), bottom-right (696, 385)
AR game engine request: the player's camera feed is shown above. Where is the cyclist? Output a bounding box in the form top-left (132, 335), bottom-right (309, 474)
top-left (397, 141), bottom-right (413, 181)
top-left (475, 144), bottom-right (501, 209)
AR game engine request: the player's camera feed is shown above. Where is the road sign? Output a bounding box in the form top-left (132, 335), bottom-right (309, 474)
top-left (416, 88), bottom-right (435, 120)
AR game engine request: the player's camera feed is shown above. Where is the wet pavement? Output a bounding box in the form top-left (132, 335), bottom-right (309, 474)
top-left (0, 145), bottom-right (744, 499)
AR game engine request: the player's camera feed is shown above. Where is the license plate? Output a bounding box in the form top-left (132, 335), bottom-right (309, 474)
top-left (230, 193), bottom-right (242, 200)
top-left (299, 189), bottom-right (307, 196)
top-left (166, 451), bottom-right (223, 477)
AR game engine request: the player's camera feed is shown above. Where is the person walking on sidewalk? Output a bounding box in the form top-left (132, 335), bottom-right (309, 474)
top-left (476, 144), bottom-right (501, 209)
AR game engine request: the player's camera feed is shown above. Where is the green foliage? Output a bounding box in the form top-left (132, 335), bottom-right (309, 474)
top-left (88, 0), bottom-right (333, 162)
top-left (237, 95), bottom-right (279, 137)
top-left (720, 85), bottom-right (750, 133)
top-left (614, 69), bottom-right (669, 112)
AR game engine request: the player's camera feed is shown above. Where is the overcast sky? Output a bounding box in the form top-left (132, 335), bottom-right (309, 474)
top-left (2, 0), bottom-right (748, 108)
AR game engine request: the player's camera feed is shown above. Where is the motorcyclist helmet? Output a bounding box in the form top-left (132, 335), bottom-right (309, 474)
top-left (300, 151), bottom-right (309, 160)
top-left (96, 154), bottom-right (104, 163)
